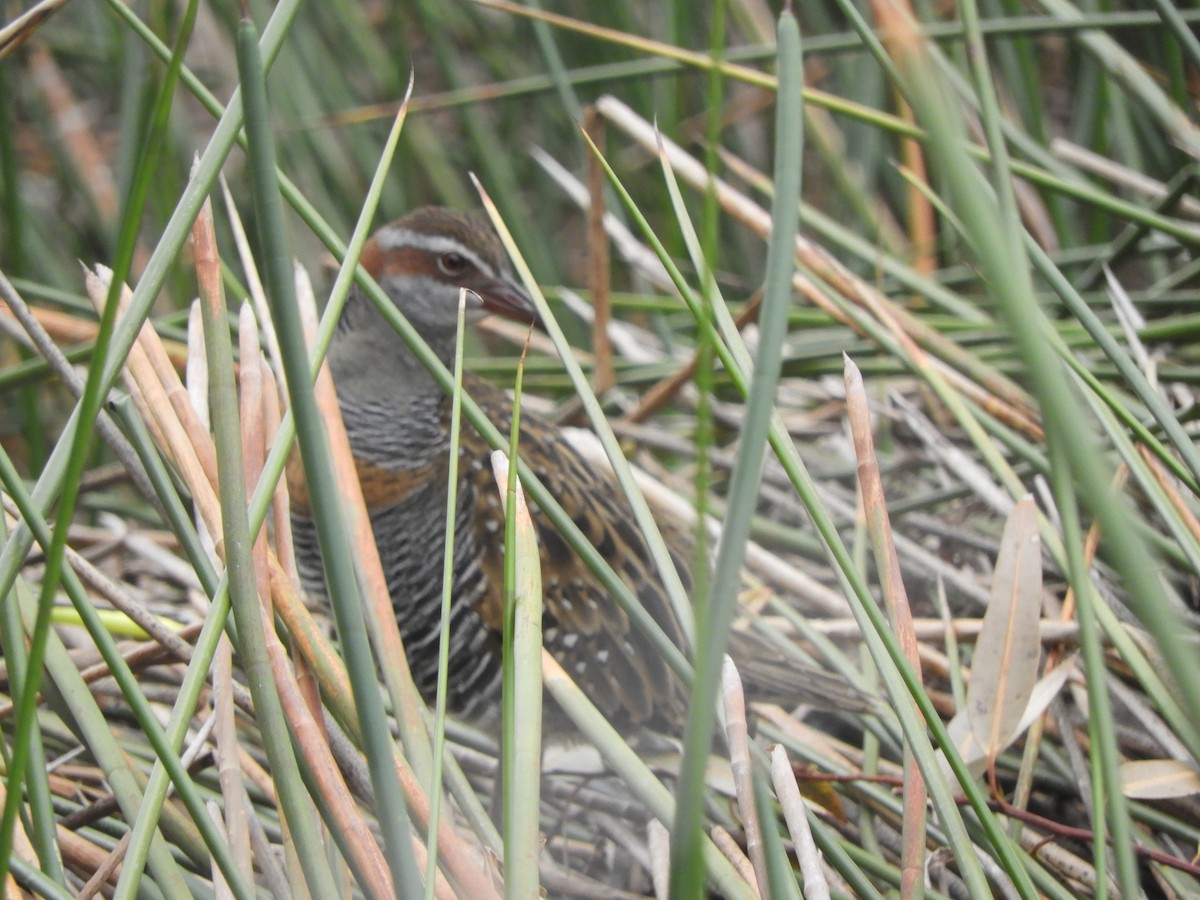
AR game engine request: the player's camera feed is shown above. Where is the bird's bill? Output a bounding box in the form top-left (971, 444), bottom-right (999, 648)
top-left (478, 277), bottom-right (540, 327)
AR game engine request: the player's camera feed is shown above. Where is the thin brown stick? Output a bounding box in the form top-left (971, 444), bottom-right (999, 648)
top-left (584, 106), bottom-right (616, 395)
top-left (845, 356), bottom-right (927, 897)
top-left (623, 289), bottom-right (762, 424)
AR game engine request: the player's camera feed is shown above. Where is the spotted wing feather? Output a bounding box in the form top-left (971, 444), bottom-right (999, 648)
top-left (461, 375), bottom-right (689, 730)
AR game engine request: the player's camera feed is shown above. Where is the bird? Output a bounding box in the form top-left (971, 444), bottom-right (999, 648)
top-left (288, 206), bottom-right (869, 737)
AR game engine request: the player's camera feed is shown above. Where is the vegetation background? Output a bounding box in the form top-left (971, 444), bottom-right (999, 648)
top-left (0, 0), bottom-right (1198, 897)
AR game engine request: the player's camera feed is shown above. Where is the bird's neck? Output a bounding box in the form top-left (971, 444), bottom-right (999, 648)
top-left (327, 292), bottom-right (455, 468)
top-left (331, 291), bottom-right (457, 398)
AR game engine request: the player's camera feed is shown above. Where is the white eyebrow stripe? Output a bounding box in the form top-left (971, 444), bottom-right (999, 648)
top-left (372, 228), bottom-right (498, 280)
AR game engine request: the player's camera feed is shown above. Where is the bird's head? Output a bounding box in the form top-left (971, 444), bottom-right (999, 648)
top-left (356, 206), bottom-right (538, 340)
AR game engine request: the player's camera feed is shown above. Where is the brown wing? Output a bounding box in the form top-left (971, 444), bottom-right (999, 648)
top-left (460, 374), bottom-right (689, 730)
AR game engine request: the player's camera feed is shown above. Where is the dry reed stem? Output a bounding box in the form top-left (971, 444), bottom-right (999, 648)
top-left (720, 657), bottom-right (765, 897)
top-left (584, 106), bottom-right (616, 395)
top-left (845, 356), bottom-right (927, 896)
top-left (769, 744), bottom-right (830, 900)
top-left (718, 147), bottom-right (1044, 440)
top-left (596, 98), bottom-right (1041, 435)
top-left (0, 304), bottom-right (188, 369)
top-left (709, 825), bottom-right (759, 896)
top-left (73, 828), bottom-right (129, 898)
top-left (291, 264), bottom-right (434, 787)
top-left (85, 262), bottom-right (497, 898)
top-left (84, 269), bottom-right (222, 538)
top-left (623, 290), bottom-right (762, 425)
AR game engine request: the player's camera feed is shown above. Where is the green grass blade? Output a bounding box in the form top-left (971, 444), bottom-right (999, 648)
top-left (669, 10), bottom-right (803, 894)
top-left (235, 14), bottom-right (412, 897)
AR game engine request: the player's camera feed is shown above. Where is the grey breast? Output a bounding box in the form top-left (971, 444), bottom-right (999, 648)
top-left (292, 391), bottom-right (506, 723)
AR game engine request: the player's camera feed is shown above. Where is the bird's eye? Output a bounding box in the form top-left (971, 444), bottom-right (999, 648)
top-left (437, 251), bottom-right (469, 276)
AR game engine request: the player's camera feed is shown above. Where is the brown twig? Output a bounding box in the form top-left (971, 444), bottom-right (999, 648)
top-left (623, 289), bottom-right (762, 424)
